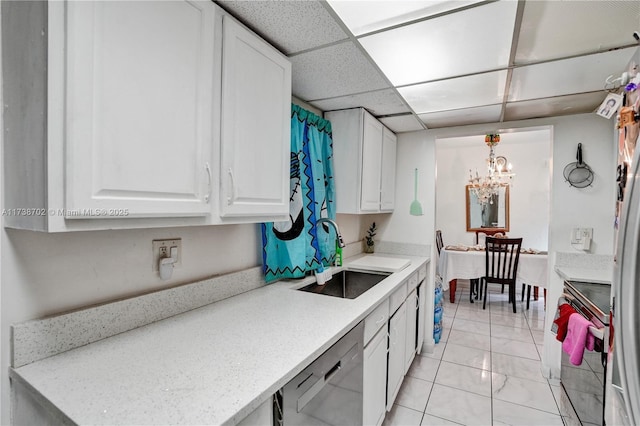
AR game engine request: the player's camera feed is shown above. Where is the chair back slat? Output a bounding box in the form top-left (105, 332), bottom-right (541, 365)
top-left (484, 237), bottom-right (522, 285)
top-left (436, 230), bottom-right (444, 255)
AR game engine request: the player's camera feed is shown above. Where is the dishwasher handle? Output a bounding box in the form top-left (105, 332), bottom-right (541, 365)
top-left (297, 342), bottom-right (358, 413)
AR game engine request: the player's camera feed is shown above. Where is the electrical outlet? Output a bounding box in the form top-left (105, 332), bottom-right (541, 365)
top-left (152, 239), bottom-right (182, 272)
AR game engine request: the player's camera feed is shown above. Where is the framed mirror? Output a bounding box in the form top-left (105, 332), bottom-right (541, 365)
top-left (465, 185), bottom-right (510, 232)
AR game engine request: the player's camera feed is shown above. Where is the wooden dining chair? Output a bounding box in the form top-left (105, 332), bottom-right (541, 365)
top-left (435, 230), bottom-right (458, 303)
top-left (435, 230), bottom-right (444, 255)
top-left (481, 237), bottom-right (523, 313)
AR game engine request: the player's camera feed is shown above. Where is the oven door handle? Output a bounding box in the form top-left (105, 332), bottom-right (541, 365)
top-left (561, 291), bottom-right (607, 343)
top-left (588, 325), bottom-right (605, 340)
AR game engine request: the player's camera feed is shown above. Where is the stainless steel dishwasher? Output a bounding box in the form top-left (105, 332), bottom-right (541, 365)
top-left (279, 321), bottom-right (364, 425)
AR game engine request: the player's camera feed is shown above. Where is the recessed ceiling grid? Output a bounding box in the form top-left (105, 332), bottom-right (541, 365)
top-left (216, 0), bottom-right (640, 132)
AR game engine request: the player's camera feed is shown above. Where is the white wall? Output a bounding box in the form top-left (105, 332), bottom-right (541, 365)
top-left (435, 128), bottom-right (551, 249)
top-left (381, 131), bottom-right (435, 246)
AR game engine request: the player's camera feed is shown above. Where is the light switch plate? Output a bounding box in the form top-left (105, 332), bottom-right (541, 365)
top-left (571, 228), bottom-right (593, 244)
top-left (152, 239), bottom-right (182, 271)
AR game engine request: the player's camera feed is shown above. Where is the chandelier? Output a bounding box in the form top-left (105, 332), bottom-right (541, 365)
top-left (468, 134), bottom-right (515, 205)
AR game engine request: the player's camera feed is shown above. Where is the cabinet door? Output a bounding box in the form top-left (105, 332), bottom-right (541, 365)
top-left (417, 282), bottom-right (426, 354)
top-left (404, 289), bottom-right (418, 372)
top-left (65, 1), bottom-right (215, 218)
top-left (360, 112), bottom-right (383, 212)
top-left (380, 127), bottom-right (397, 212)
top-left (363, 326), bottom-right (388, 426)
top-left (387, 302), bottom-right (407, 411)
top-left (220, 17), bottom-right (291, 217)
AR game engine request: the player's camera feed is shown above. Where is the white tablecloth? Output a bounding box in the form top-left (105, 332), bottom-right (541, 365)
top-left (438, 248), bottom-right (548, 291)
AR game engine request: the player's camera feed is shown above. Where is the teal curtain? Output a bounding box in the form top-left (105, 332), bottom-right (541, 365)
top-left (261, 105), bottom-right (335, 283)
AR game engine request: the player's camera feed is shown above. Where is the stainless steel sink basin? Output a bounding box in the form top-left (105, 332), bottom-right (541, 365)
top-left (298, 270), bottom-right (390, 299)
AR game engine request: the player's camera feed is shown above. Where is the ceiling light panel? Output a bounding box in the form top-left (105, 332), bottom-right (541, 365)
top-left (398, 71), bottom-right (507, 114)
top-left (358, 1), bottom-right (517, 86)
top-left (509, 47), bottom-right (637, 102)
top-left (419, 104), bottom-right (503, 128)
top-left (504, 92), bottom-right (607, 122)
top-left (326, 0), bottom-right (483, 36)
top-left (516, 1), bottom-right (640, 64)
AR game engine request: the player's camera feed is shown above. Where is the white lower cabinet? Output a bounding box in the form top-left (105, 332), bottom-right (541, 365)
top-left (404, 288), bottom-right (418, 373)
top-left (417, 280), bottom-right (426, 354)
top-left (363, 326), bottom-right (388, 426)
top-left (386, 301), bottom-right (407, 411)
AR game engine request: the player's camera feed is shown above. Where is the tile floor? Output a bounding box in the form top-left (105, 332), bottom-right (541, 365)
top-left (383, 281), bottom-right (582, 426)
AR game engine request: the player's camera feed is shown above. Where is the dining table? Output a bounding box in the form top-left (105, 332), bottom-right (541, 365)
top-left (437, 246), bottom-right (548, 304)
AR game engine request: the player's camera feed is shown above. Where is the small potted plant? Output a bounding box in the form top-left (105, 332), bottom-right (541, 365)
top-left (364, 222), bottom-right (376, 253)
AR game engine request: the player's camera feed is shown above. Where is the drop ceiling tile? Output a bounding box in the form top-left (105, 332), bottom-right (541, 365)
top-left (327, 0), bottom-right (483, 36)
top-left (379, 114), bottom-right (426, 133)
top-left (398, 71), bottom-right (507, 114)
top-left (217, 0), bottom-right (348, 54)
top-left (509, 47), bottom-right (637, 102)
top-left (309, 89), bottom-right (410, 116)
top-left (358, 1), bottom-right (517, 86)
top-left (516, 1), bottom-right (640, 64)
top-left (290, 41), bottom-right (391, 101)
top-left (504, 92), bottom-right (607, 122)
top-left (419, 104), bottom-right (503, 128)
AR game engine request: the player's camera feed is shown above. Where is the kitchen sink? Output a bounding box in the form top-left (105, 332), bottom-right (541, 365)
top-left (298, 270), bottom-right (390, 299)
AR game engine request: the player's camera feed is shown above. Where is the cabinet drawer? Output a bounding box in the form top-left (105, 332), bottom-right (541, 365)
top-left (407, 273), bottom-right (419, 292)
top-left (418, 263), bottom-right (427, 282)
top-left (389, 282), bottom-right (407, 315)
top-left (364, 298), bottom-right (389, 345)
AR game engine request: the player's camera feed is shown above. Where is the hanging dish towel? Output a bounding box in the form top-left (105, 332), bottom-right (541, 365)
top-left (562, 313), bottom-right (596, 366)
top-left (552, 303), bottom-right (577, 342)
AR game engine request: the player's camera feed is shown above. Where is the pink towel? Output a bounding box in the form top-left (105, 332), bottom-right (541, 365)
top-left (562, 313), bottom-right (596, 365)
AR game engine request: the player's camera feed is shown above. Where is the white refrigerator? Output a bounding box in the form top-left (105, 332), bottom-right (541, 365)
top-left (607, 46), bottom-right (640, 426)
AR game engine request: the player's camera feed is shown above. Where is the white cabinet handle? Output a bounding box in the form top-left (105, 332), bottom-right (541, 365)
top-left (375, 315), bottom-right (386, 325)
top-left (227, 168), bottom-right (237, 205)
top-left (204, 162), bottom-right (212, 203)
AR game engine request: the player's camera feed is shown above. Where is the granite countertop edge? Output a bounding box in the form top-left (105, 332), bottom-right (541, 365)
top-left (554, 265), bottom-right (613, 285)
top-left (11, 254), bottom-right (429, 426)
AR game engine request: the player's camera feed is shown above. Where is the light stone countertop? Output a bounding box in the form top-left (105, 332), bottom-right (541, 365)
top-left (554, 252), bottom-right (614, 285)
top-left (554, 266), bottom-right (613, 284)
top-left (10, 254), bottom-right (428, 425)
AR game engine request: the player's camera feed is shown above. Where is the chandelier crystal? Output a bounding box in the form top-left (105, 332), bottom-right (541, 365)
top-left (468, 134), bottom-right (515, 205)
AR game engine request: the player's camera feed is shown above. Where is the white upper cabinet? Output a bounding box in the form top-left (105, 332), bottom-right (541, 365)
top-left (65, 1), bottom-right (214, 219)
top-left (380, 127), bottom-right (397, 212)
top-left (219, 17), bottom-right (291, 218)
top-left (2, 1), bottom-right (291, 231)
top-left (360, 114), bottom-right (384, 211)
top-left (326, 108), bottom-right (396, 214)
